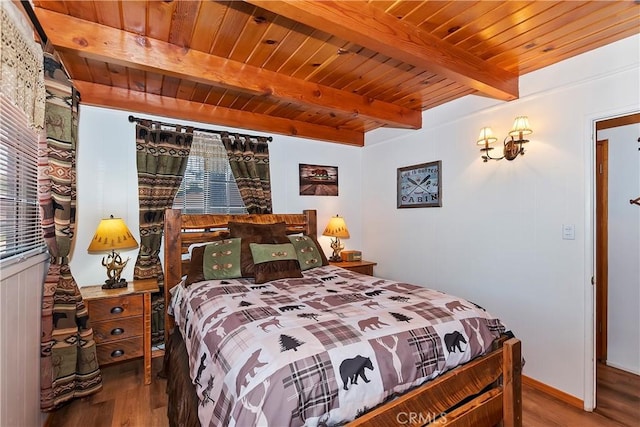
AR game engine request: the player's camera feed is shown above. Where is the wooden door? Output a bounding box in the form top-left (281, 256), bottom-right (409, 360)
top-left (595, 139), bottom-right (608, 363)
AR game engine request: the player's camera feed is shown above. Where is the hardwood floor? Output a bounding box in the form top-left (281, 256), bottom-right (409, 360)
top-left (46, 359), bottom-right (638, 427)
top-left (523, 363), bottom-right (639, 427)
top-left (595, 363), bottom-right (640, 427)
top-left (46, 357), bottom-right (169, 427)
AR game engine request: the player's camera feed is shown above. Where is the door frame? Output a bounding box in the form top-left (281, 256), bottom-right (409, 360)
top-left (584, 109), bottom-right (640, 412)
top-left (595, 139), bottom-right (608, 364)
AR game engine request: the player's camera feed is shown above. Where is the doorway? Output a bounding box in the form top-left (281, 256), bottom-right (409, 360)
top-left (593, 113), bottom-right (640, 418)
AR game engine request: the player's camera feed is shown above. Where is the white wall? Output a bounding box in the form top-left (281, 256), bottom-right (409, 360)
top-left (72, 107), bottom-right (363, 286)
top-left (0, 254), bottom-right (49, 427)
top-left (362, 34), bottom-right (640, 402)
top-left (598, 123), bottom-right (640, 375)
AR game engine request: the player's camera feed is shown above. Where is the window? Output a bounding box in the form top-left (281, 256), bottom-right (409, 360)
top-left (0, 95), bottom-right (44, 262)
top-left (173, 131), bottom-right (247, 214)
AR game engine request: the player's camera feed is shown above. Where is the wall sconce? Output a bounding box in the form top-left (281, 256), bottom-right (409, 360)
top-left (477, 116), bottom-right (533, 162)
top-left (322, 215), bottom-right (350, 262)
top-left (87, 215), bottom-right (139, 289)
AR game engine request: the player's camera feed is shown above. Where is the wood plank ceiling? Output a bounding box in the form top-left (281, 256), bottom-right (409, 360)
top-left (32, 1), bottom-right (639, 146)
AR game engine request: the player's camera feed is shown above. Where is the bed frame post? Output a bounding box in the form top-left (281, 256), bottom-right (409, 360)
top-left (502, 338), bottom-right (522, 427)
top-left (303, 209), bottom-right (317, 238)
top-left (164, 208), bottom-right (182, 344)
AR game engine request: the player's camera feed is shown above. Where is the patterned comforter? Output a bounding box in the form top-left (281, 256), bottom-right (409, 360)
top-left (170, 265), bottom-right (506, 427)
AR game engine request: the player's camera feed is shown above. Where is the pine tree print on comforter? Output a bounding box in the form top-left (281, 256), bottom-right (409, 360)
top-left (170, 265), bottom-right (507, 427)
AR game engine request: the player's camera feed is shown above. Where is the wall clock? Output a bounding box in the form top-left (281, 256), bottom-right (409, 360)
top-left (397, 161), bottom-right (442, 208)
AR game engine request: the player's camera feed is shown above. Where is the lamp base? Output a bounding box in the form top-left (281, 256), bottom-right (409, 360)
top-left (102, 278), bottom-right (129, 290)
top-left (329, 237), bottom-right (344, 263)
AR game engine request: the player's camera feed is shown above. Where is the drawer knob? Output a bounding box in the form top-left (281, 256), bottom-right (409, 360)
top-left (111, 349), bottom-right (125, 358)
top-left (111, 328), bottom-right (124, 336)
top-left (110, 306), bottom-right (124, 314)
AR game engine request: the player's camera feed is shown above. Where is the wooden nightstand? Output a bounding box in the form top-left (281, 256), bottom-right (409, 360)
top-left (330, 260), bottom-right (377, 276)
top-left (81, 278), bottom-right (159, 385)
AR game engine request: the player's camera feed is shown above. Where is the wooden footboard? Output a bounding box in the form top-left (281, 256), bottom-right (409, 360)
top-left (348, 338), bottom-right (522, 427)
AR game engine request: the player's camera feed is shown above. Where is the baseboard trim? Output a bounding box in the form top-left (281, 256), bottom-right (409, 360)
top-left (605, 361), bottom-right (640, 376)
top-left (522, 375), bottom-right (584, 410)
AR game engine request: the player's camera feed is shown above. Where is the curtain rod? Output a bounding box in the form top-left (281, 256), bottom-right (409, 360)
top-left (127, 115), bottom-right (273, 142)
top-left (20, 1), bottom-right (48, 45)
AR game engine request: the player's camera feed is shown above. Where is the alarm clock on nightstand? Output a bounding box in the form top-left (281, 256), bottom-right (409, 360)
top-left (341, 250), bottom-right (362, 262)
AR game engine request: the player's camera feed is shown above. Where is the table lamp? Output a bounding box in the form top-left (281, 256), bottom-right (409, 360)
top-left (322, 215), bottom-right (350, 262)
top-left (87, 215), bottom-right (139, 289)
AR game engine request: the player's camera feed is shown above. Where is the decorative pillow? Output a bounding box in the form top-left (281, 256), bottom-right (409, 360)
top-left (184, 245), bottom-right (207, 286)
top-left (288, 235), bottom-right (324, 270)
top-left (229, 222), bottom-right (290, 277)
top-left (202, 238), bottom-right (242, 280)
top-left (184, 237), bottom-right (238, 286)
top-left (187, 242), bottom-right (208, 258)
top-left (313, 235), bottom-right (330, 266)
top-left (249, 243), bottom-right (303, 284)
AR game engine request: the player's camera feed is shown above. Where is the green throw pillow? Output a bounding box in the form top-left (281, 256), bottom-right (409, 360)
top-left (203, 238), bottom-right (242, 280)
top-left (288, 235), bottom-right (323, 270)
top-left (249, 243), bottom-right (302, 284)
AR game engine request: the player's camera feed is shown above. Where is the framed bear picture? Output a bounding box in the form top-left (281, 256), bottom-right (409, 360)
top-left (299, 164), bottom-right (339, 196)
top-left (397, 161), bottom-right (442, 208)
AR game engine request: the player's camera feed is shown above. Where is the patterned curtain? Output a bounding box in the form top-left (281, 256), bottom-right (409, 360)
top-left (222, 133), bottom-right (272, 214)
top-left (134, 122), bottom-right (193, 344)
top-left (39, 54), bottom-right (102, 411)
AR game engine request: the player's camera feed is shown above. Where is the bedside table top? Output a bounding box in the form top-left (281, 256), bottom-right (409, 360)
top-left (329, 260), bottom-right (377, 268)
top-left (80, 278), bottom-right (159, 301)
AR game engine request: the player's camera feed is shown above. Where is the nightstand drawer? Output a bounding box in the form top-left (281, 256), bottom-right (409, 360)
top-left (96, 337), bottom-right (144, 365)
top-left (330, 260), bottom-right (377, 276)
top-left (92, 317), bottom-right (143, 344)
top-left (88, 294), bottom-right (143, 321)
top-left (346, 264), bottom-right (374, 275)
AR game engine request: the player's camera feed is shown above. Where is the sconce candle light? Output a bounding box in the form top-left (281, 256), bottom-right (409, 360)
top-left (477, 116), bottom-right (533, 162)
top-left (322, 215), bottom-right (350, 262)
top-left (87, 215), bottom-right (139, 289)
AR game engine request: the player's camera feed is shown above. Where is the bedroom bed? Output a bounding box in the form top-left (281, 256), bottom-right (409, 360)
top-left (162, 208), bottom-right (522, 427)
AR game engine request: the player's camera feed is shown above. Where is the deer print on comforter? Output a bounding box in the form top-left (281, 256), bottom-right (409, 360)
top-left (170, 265), bottom-right (507, 427)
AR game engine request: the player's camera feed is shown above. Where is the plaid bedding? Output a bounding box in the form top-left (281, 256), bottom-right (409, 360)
top-left (170, 265), bottom-right (506, 427)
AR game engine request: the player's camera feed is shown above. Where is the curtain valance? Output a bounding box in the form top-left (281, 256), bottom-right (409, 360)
top-left (0, 2), bottom-right (45, 129)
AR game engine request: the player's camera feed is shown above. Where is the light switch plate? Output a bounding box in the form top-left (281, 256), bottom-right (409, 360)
top-left (562, 224), bottom-right (575, 240)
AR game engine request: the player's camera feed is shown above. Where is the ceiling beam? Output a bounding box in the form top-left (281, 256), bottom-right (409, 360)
top-left (34, 7), bottom-right (421, 130)
top-left (74, 81), bottom-right (364, 146)
top-left (247, 0), bottom-right (519, 101)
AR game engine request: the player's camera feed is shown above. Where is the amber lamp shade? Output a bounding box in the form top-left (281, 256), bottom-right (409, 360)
top-left (88, 216), bottom-right (138, 289)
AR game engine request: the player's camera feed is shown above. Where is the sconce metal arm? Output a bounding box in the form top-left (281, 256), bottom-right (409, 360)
top-left (481, 136), bottom-right (527, 162)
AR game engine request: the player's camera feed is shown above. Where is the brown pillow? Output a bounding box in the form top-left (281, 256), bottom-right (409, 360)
top-left (185, 245), bottom-right (206, 286)
top-left (229, 222), bottom-right (290, 277)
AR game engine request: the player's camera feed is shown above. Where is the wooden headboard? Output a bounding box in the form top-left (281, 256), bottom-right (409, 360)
top-left (162, 208), bottom-right (317, 339)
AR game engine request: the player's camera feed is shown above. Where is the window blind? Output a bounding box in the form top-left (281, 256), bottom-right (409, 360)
top-left (0, 95), bottom-right (44, 262)
top-left (173, 132), bottom-right (247, 214)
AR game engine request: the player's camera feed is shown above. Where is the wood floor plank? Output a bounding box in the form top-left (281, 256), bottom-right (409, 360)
top-left (595, 363), bottom-right (640, 427)
top-left (45, 359), bottom-right (638, 427)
